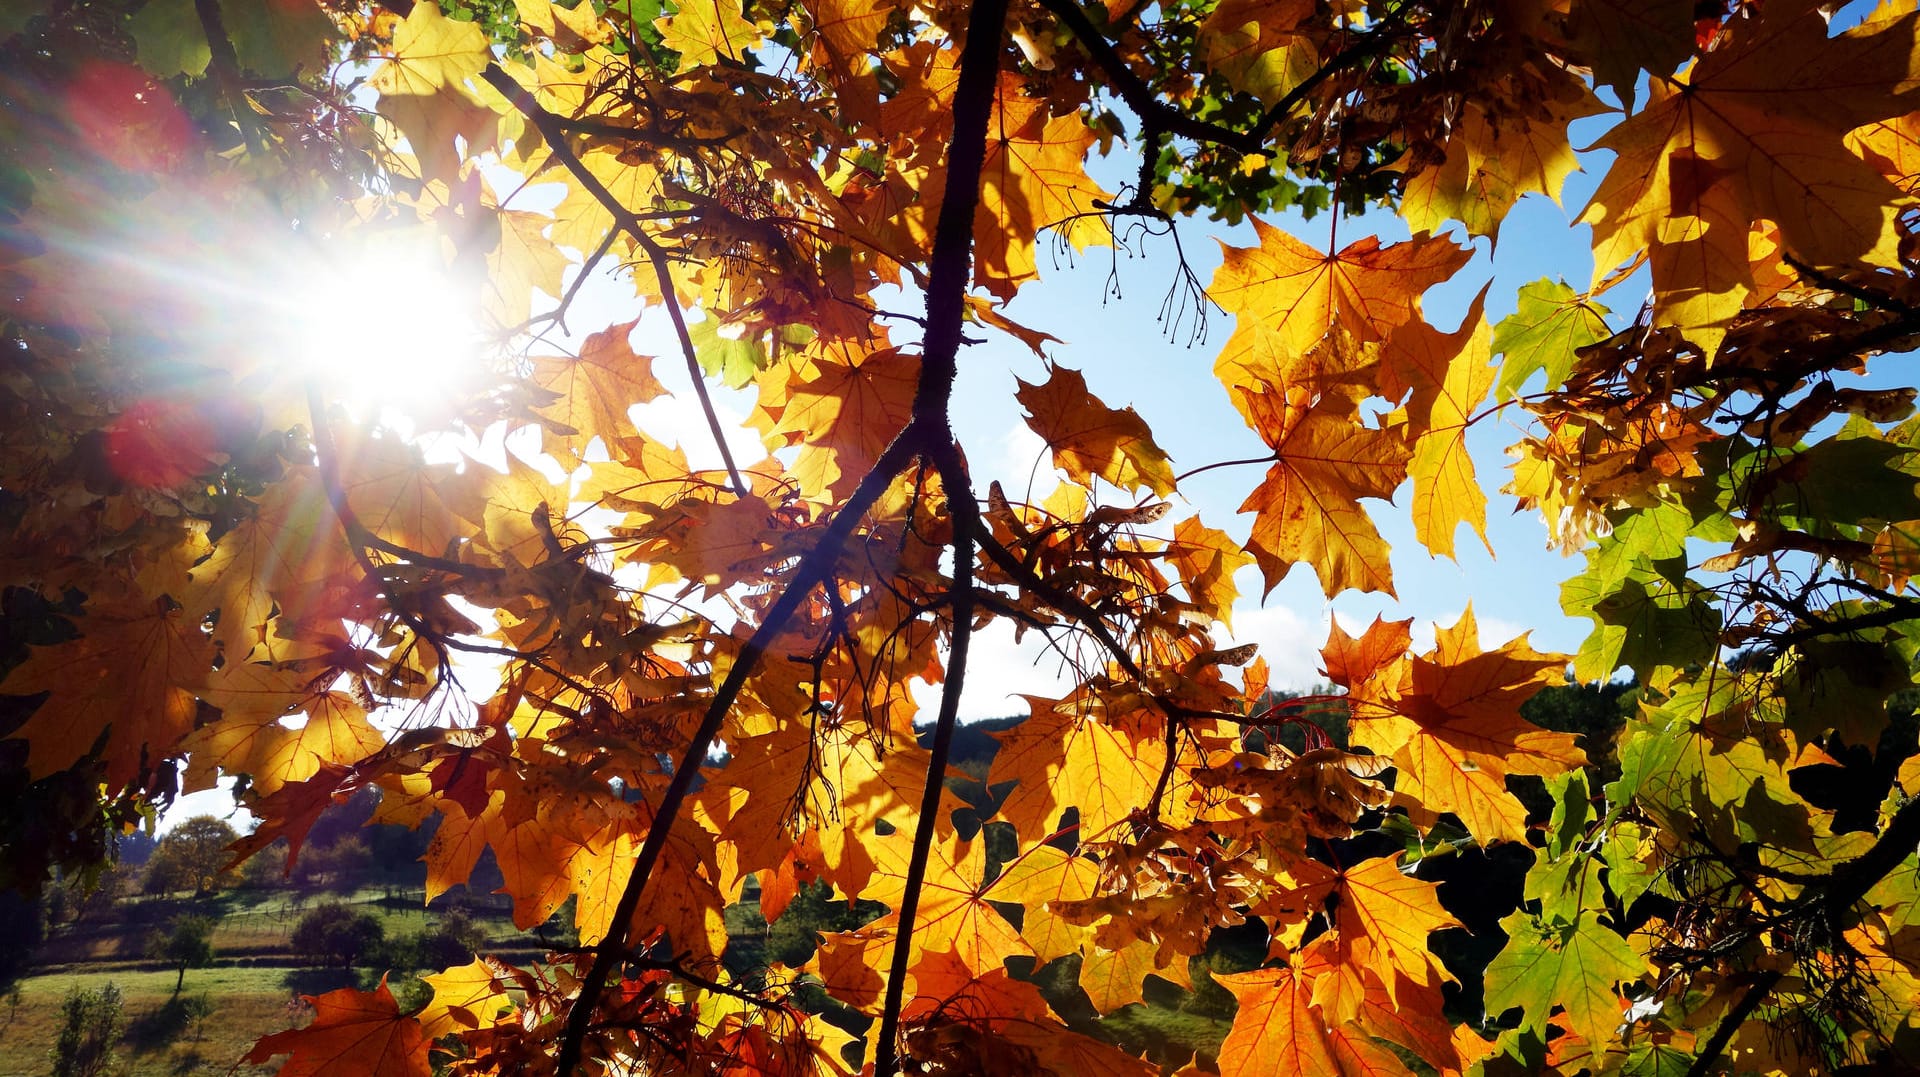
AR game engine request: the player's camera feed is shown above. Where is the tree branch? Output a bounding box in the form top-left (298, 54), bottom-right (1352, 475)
top-left (874, 444), bottom-right (976, 1076)
top-left (550, 429), bottom-right (922, 1076)
top-left (194, 0), bottom-right (264, 155)
top-left (1036, 0), bottom-right (1403, 156)
top-left (1034, 0), bottom-right (1258, 153)
top-left (1684, 792), bottom-right (1920, 1076)
top-left (866, 0), bottom-right (1005, 1066)
top-left (478, 64), bottom-right (750, 499)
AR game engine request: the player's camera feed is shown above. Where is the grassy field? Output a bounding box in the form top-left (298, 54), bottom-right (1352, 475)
top-left (0, 966), bottom-right (344, 1077)
top-left (6, 880), bottom-right (543, 1075)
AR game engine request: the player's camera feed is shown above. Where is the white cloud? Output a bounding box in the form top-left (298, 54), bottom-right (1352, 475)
top-left (1220, 603), bottom-right (1327, 690)
top-left (909, 618), bottom-right (1084, 723)
top-left (994, 420), bottom-right (1060, 503)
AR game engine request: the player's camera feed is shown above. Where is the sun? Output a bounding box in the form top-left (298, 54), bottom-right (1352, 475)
top-left (272, 234), bottom-right (487, 421)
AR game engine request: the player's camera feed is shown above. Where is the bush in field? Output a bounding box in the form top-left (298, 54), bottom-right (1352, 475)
top-left (49, 981), bottom-right (123, 1077)
top-left (291, 902), bottom-right (385, 968)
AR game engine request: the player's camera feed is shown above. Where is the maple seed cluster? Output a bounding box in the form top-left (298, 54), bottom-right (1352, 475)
top-left (4, 0), bottom-right (1920, 1075)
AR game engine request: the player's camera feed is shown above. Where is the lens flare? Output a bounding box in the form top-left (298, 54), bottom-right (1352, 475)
top-left (272, 238), bottom-right (485, 421)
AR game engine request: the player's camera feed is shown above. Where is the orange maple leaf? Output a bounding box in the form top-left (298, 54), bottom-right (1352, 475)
top-left (1215, 961), bottom-right (1414, 1077)
top-left (1015, 363), bottom-right (1176, 496)
top-left (1581, 0), bottom-right (1920, 343)
top-left (529, 318), bottom-right (668, 463)
top-left (243, 979), bottom-right (430, 1077)
top-left (991, 695), bottom-right (1167, 839)
top-left (1, 602), bottom-right (212, 785)
top-left (1342, 609), bottom-right (1584, 843)
top-left (1235, 387), bottom-right (1410, 596)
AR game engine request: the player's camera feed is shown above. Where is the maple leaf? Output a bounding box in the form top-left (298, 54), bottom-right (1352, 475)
top-left (334, 428), bottom-right (490, 558)
top-left (1402, 64), bottom-right (1604, 240)
top-left (370, 3), bottom-right (487, 96)
top-left (417, 958), bottom-right (513, 1038)
top-left (183, 689), bottom-right (385, 796)
top-left (1580, 0), bottom-right (1920, 339)
top-left (1198, 0), bottom-right (1318, 106)
top-left (1484, 908), bottom-right (1649, 1052)
top-left (244, 979), bottom-right (431, 1077)
top-left (529, 318), bottom-right (668, 463)
top-left (1015, 363), bottom-right (1176, 496)
top-left (757, 341), bottom-right (918, 498)
top-left (1396, 291), bottom-right (1495, 559)
top-left (879, 46), bottom-right (1113, 297)
top-left (1323, 855), bottom-right (1460, 1000)
top-left (1, 602), bottom-right (212, 786)
top-left (1212, 220), bottom-right (1472, 390)
top-left (1215, 961), bottom-right (1416, 1077)
top-left (1167, 515), bottom-right (1255, 626)
top-left (1492, 278), bottom-right (1612, 400)
top-left (1558, 0), bottom-right (1696, 107)
top-left (857, 829), bottom-right (1030, 976)
top-left (658, 0), bottom-right (768, 72)
top-left (991, 694), bottom-right (1167, 839)
top-left (1234, 387), bottom-right (1410, 596)
top-left (1341, 609), bottom-right (1582, 843)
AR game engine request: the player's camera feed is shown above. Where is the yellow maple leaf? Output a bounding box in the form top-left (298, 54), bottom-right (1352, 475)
top-left (529, 318), bottom-right (668, 463)
top-left (416, 959), bottom-right (512, 1038)
top-left (369, 1), bottom-right (489, 97)
top-left (1212, 220), bottom-right (1472, 391)
top-left (1580, 0), bottom-right (1920, 344)
top-left (1234, 387), bottom-right (1410, 597)
top-left (1396, 294), bottom-right (1496, 559)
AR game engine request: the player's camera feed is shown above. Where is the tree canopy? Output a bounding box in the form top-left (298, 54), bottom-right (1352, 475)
top-left (6, 0), bottom-right (1920, 1074)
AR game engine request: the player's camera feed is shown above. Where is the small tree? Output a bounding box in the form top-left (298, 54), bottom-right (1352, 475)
top-left (153, 915), bottom-right (215, 994)
top-left (291, 902), bottom-right (385, 968)
top-left (49, 981), bottom-right (123, 1077)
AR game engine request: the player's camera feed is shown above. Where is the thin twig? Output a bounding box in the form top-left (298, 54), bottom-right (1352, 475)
top-left (874, 444), bottom-right (976, 1075)
top-left (478, 65), bottom-right (750, 499)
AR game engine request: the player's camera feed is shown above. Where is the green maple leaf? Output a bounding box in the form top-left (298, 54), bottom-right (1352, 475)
top-left (1485, 908), bottom-right (1648, 1051)
top-left (1493, 277), bottom-right (1611, 399)
top-left (1563, 554), bottom-right (1720, 688)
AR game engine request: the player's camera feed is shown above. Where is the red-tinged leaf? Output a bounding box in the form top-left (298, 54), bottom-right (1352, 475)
top-left (1215, 963), bottom-right (1415, 1077)
top-left (244, 979), bottom-right (430, 1077)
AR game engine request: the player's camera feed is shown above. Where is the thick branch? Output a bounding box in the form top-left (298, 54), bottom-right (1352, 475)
top-left (1684, 970), bottom-right (1783, 1077)
top-left (194, 0), bottom-right (264, 155)
top-left (1034, 0), bottom-right (1258, 153)
top-left (550, 430), bottom-right (921, 1076)
top-left (1036, 0), bottom-right (1402, 155)
top-left (868, 0), bottom-right (1005, 1069)
top-left (1684, 793), bottom-right (1920, 1076)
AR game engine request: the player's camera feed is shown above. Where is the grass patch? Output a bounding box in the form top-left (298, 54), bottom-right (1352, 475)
top-left (0, 967), bottom-right (307, 1076)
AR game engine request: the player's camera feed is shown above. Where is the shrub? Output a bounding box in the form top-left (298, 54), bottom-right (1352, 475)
top-left (290, 902), bottom-right (386, 968)
top-left (49, 981), bottom-right (124, 1077)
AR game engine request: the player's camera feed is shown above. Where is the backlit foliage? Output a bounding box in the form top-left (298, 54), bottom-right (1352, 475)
top-left (5, 0), bottom-right (1920, 1074)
